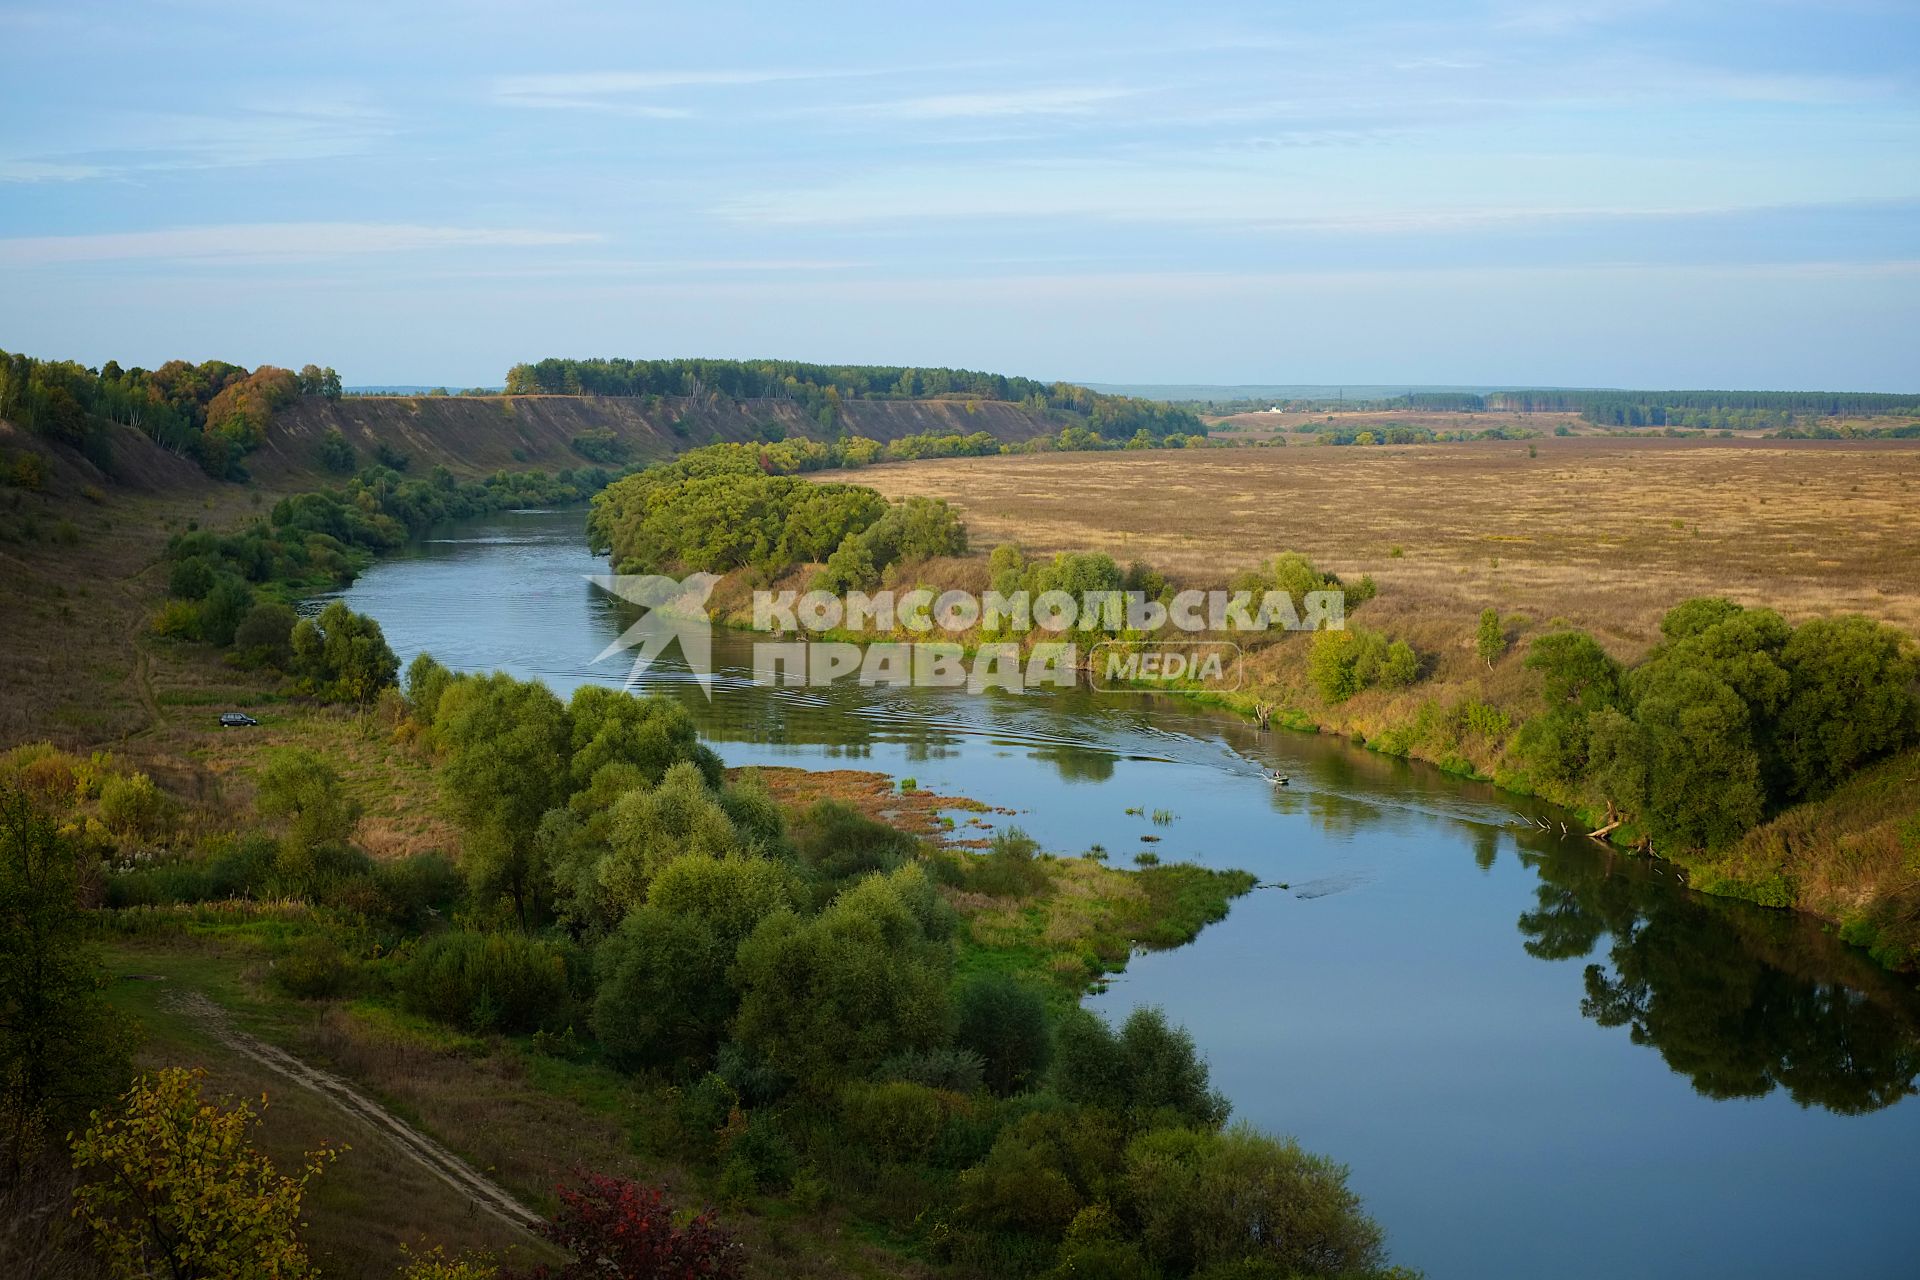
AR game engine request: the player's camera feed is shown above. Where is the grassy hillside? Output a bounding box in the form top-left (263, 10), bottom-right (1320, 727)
top-left (251, 395), bottom-right (1059, 488)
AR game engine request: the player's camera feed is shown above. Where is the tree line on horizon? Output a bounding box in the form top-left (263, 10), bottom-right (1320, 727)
top-left (1188, 387), bottom-right (1920, 423)
top-left (503, 356), bottom-right (1204, 440)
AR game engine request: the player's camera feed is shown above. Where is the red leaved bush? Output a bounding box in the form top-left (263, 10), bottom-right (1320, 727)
top-left (515, 1173), bottom-right (744, 1280)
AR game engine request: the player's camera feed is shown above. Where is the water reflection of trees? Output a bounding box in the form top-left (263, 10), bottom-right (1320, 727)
top-left (1029, 745), bottom-right (1118, 783)
top-left (1514, 835), bottom-right (1920, 1114)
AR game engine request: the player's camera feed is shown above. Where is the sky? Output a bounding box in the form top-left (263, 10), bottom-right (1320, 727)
top-left (1, 0), bottom-right (1916, 390)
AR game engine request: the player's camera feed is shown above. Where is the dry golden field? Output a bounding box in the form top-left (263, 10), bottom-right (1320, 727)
top-left (848, 436), bottom-right (1920, 652)
top-left (1203, 408), bottom-right (1585, 440)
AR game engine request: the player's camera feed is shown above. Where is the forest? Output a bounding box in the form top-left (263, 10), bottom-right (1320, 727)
top-left (1189, 386), bottom-right (1920, 427)
top-left (504, 358), bottom-right (1204, 440)
top-left (0, 349), bottom-right (342, 478)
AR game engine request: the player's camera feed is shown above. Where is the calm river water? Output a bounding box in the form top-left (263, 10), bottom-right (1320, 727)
top-left (325, 508), bottom-right (1920, 1280)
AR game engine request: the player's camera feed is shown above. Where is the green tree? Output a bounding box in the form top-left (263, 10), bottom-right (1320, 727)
top-left (813, 531), bottom-right (879, 594)
top-left (1476, 608), bottom-right (1505, 668)
top-left (1658, 595), bottom-right (1746, 642)
top-left (1513, 629), bottom-right (1626, 791)
top-left (315, 427), bottom-right (355, 473)
top-left (289, 601), bottom-right (398, 703)
top-left (1619, 664), bottom-right (1767, 849)
top-left (255, 749), bottom-right (362, 877)
top-left (404, 653), bottom-right (454, 727)
top-left (233, 601), bottom-right (298, 668)
top-left (1524, 631), bottom-right (1622, 712)
top-left (732, 865), bottom-right (953, 1088)
top-left (198, 575), bottom-right (254, 648)
top-left (1308, 630), bottom-right (1363, 703)
top-left (435, 673), bottom-right (570, 926)
top-left (167, 556), bottom-right (217, 601)
top-left (1377, 638), bottom-right (1419, 689)
top-left (591, 907), bottom-right (731, 1069)
top-left (0, 790), bottom-right (130, 1175)
top-left (98, 771), bottom-right (173, 842)
top-left (1053, 1006), bottom-right (1229, 1129)
top-left (1125, 1124), bottom-right (1389, 1278)
top-left (566, 685), bottom-right (721, 791)
top-left (1775, 616), bottom-right (1919, 799)
top-left (955, 972), bottom-right (1053, 1096)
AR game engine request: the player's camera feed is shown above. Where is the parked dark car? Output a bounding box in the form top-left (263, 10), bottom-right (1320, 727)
top-left (218, 712), bottom-right (260, 728)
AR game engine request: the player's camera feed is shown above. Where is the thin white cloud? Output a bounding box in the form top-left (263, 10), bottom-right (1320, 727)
top-left (0, 223), bottom-right (602, 268)
top-left (0, 159), bottom-right (108, 182)
top-left (878, 86), bottom-right (1136, 120)
top-left (493, 68), bottom-right (862, 110)
top-left (8, 99), bottom-right (396, 181)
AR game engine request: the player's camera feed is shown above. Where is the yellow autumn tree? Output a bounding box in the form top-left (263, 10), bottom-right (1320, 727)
top-left (70, 1067), bottom-right (342, 1279)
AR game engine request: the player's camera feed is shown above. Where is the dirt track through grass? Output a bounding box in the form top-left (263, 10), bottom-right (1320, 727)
top-left (167, 990), bottom-right (538, 1231)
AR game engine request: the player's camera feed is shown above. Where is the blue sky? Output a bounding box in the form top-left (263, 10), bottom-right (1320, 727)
top-left (1, 0), bottom-right (1915, 389)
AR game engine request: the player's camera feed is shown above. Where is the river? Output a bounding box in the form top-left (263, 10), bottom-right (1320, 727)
top-left (323, 507), bottom-right (1920, 1280)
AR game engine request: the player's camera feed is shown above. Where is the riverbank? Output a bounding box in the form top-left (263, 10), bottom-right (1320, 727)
top-left (6, 472), bottom-right (1297, 1278)
top-left (310, 503), bottom-right (1920, 1280)
top-left (675, 524), bottom-right (1920, 972)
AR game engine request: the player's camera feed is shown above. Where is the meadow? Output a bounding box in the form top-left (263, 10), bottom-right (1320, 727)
top-left (849, 436), bottom-right (1920, 650)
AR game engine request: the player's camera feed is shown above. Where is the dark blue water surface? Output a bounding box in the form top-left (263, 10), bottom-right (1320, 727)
top-left (326, 509), bottom-right (1920, 1280)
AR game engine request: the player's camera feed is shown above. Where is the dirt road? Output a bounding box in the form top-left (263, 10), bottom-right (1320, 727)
top-left (170, 991), bottom-right (538, 1231)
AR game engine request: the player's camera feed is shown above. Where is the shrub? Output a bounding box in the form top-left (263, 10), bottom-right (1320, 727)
top-left (98, 771), bottom-right (172, 841)
top-left (955, 972), bottom-right (1053, 1096)
top-left (1377, 638), bottom-right (1419, 689)
top-left (1126, 1124), bottom-right (1388, 1278)
top-left (397, 1245), bottom-right (498, 1279)
top-left (840, 1080), bottom-right (950, 1165)
top-left (790, 799), bottom-right (917, 882)
top-left (591, 908), bottom-right (731, 1070)
top-left (316, 428), bottom-right (355, 473)
top-left (1459, 699), bottom-right (1511, 740)
top-left (399, 930), bottom-right (569, 1034)
top-left (718, 1110), bottom-right (796, 1193)
top-left (570, 429), bottom-right (630, 465)
top-left (274, 934), bottom-right (356, 998)
top-left (523, 1173), bottom-right (743, 1280)
top-left (1308, 630), bottom-right (1363, 702)
top-left (10, 451), bottom-right (47, 491)
top-left (878, 1046), bottom-right (986, 1094)
top-left (373, 852), bottom-right (464, 928)
top-left (151, 599), bottom-right (201, 640)
top-left (233, 602), bottom-right (298, 667)
top-left (969, 827), bottom-right (1050, 899)
top-left (1053, 1006), bottom-right (1228, 1129)
top-left (167, 555), bottom-right (218, 600)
